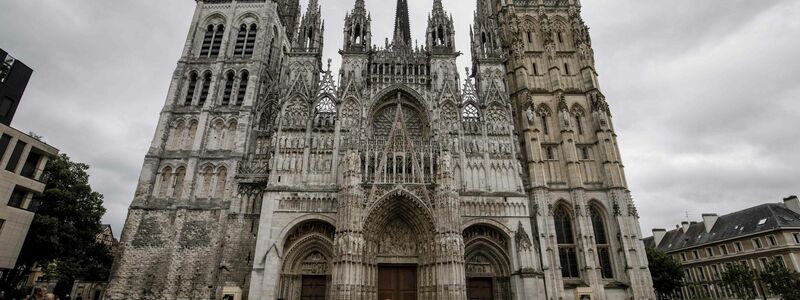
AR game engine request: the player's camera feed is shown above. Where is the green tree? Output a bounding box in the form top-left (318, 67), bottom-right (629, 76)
top-left (646, 247), bottom-right (684, 297)
top-left (760, 260), bottom-right (800, 300)
top-left (0, 154), bottom-right (112, 298)
top-left (721, 263), bottom-right (757, 300)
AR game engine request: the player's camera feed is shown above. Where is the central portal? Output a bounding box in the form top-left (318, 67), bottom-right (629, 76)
top-left (377, 265), bottom-right (417, 300)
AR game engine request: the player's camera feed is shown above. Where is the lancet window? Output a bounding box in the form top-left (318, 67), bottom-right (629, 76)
top-left (591, 205), bottom-right (614, 279)
top-left (555, 205), bottom-right (580, 278)
top-left (184, 72), bottom-right (198, 106)
top-left (234, 24), bottom-right (258, 57)
top-left (200, 24), bottom-right (225, 58)
top-left (221, 71), bottom-right (234, 106)
top-left (198, 72), bottom-right (212, 106)
top-left (236, 71), bottom-right (249, 106)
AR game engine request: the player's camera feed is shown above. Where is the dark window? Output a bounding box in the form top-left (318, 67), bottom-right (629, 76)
top-left (245, 24), bottom-right (257, 56)
top-left (557, 32), bottom-right (564, 44)
top-left (200, 25), bottom-right (214, 56)
top-left (581, 147), bottom-right (589, 160)
top-left (564, 63), bottom-right (570, 75)
top-left (527, 32), bottom-right (533, 43)
top-left (5, 141), bottom-right (27, 172)
top-left (532, 62), bottom-right (538, 76)
top-left (0, 134), bottom-right (12, 159)
top-left (234, 24), bottom-right (248, 56)
top-left (706, 248), bottom-right (714, 257)
top-left (185, 73), bottom-right (198, 106)
top-left (555, 206), bottom-right (579, 278)
top-left (0, 97), bottom-right (14, 118)
top-left (8, 186), bottom-right (27, 208)
top-left (199, 73), bottom-right (212, 106)
top-left (767, 235), bottom-right (777, 246)
top-left (575, 116), bottom-right (583, 134)
top-left (753, 238), bottom-right (763, 249)
top-left (0, 219), bottom-right (5, 235)
top-left (210, 25), bottom-right (224, 57)
top-left (1, 54), bottom-right (15, 82)
top-left (222, 72), bottom-right (234, 106)
top-left (236, 71), bottom-right (249, 106)
top-left (591, 206), bottom-right (613, 278)
top-left (20, 151), bottom-right (42, 179)
top-left (546, 147), bottom-right (555, 160)
top-left (541, 115), bottom-right (549, 135)
top-left (720, 245), bottom-right (729, 255)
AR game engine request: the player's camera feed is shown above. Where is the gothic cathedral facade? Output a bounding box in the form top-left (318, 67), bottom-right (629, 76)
top-left (106, 0), bottom-right (656, 299)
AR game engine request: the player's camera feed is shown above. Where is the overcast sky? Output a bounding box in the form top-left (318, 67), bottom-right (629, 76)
top-left (0, 0), bottom-right (798, 238)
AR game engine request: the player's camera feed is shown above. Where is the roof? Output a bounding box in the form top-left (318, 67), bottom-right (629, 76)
top-left (644, 203), bottom-right (800, 252)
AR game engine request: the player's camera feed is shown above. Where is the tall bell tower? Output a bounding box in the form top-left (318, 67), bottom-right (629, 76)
top-left (473, 0), bottom-right (657, 298)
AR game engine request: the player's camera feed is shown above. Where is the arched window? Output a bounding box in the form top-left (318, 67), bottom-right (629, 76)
top-left (234, 24), bottom-right (247, 56)
top-left (354, 24), bottom-right (362, 44)
top-left (210, 25), bottom-right (224, 57)
top-left (236, 71), bottom-right (249, 106)
top-left (226, 120), bottom-right (237, 150)
top-left (168, 121), bottom-right (185, 150)
top-left (199, 166), bottom-right (214, 198)
top-left (173, 167), bottom-right (186, 199)
top-left (245, 24), bottom-right (257, 56)
top-left (532, 62), bottom-right (539, 76)
top-left (554, 205), bottom-right (580, 278)
top-left (185, 120), bottom-right (198, 150)
top-left (158, 167), bottom-right (172, 197)
top-left (575, 115), bottom-right (583, 134)
top-left (527, 31), bottom-right (533, 44)
top-left (200, 25), bottom-right (215, 56)
top-left (221, 71), bottom-right (234, 106)
top-left (185, 73), bottom-right (198, 106)
top-left (591, 206), bottom-right (614, 279)
top-left (541, 115), bottom-right (550, 135)
top-left (462, 104), bottom-right (480, 121)
top-left (306, 28), bottom-right (315, 49)
top-left (199, 72), bottom-right (212, 106)
top-left (563, 63), bottom-right (570, 75)
top-left (557, 31), bottom-right (564, 44)
top-left (215, 167), bottom-right (227, 199)
top-left (234, 24), bottom-right (257, 57)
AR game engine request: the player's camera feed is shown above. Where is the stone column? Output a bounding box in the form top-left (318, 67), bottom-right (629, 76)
top-left (433, 151), bottom-right (467, 300)
top-left (331, 150), bottom-right (367, 300)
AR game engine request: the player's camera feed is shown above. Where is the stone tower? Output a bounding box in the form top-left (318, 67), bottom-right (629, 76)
top-left (107, 0), bottom-right (656, 299)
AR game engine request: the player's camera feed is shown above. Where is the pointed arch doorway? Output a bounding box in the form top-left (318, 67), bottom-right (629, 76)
top-left (363, 191), bottom-right (436, 300)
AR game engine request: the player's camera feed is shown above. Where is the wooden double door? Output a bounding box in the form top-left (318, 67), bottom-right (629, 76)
top-left (378, 265), bottom-right (417, 300)
top-left (467, 277), bottom-right (494, 300)
top-left (300, 275), bottom-right (327, 300)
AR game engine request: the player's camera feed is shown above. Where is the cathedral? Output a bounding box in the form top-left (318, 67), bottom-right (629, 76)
top-left (106, 0), bottom-right (656, 299)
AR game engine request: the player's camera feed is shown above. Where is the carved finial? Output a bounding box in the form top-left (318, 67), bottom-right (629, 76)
top-left (465, 67), bottom-right (470, 77)
top-left (327, 58), bottom-right (332, 71)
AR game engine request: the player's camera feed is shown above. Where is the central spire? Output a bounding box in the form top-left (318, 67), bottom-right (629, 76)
top-left (393, 0), bottom-right (411, 46)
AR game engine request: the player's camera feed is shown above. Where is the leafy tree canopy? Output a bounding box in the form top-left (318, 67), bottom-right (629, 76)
top-left (646, 247), bottom-right (684, 296)
top-left (0, 154), bottom-right (111, 297)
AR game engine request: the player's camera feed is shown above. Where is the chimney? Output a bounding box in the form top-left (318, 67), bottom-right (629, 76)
top-left (652, 229), bottom-right (667, 247)
top-left (784, 195), bottom-right (800, 215)
top-left (681, 221), bottom-right (689, 233)
top-left (702, 214), bottom-right (719, 232)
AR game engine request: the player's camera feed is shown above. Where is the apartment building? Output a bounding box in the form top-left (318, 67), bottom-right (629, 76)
top-left (645, 196), bottom-right (800, 299)
top-left (0, 123), bottom-right (58, 272)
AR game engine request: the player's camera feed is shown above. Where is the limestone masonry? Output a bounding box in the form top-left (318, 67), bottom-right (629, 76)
top-left (106, 0), bottom-right (656, 299)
